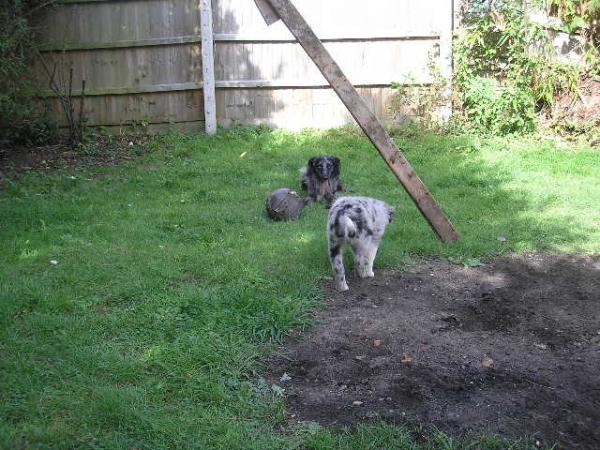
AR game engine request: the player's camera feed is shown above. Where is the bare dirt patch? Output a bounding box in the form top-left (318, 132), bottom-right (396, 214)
top-left (553, 77), bottom-right (600, 125)
top-left (268, 254), bottom-right (600, 449)
top-left (0, 133), bottom-right (154, 183)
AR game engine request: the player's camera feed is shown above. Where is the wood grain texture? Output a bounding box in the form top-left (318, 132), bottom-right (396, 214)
top-left (215, 0), bottom-right (443, 38)
top-left (212, 0), bottom-right (450, 129)
top-left (47, 90), bottom-right (204, 127)
top-left (35, 0), bottom-right (200, 47)
top-left (214, 40), bottom-right (437, 86)
top-left (33, 0), bottom-right (452, 130)
top-left (216, 87), bottom-right (399, 129)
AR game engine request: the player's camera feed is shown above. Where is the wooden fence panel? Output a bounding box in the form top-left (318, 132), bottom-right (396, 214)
top-left (213, 0), bottom-right (443, 38)
top-left (47, 91), bottom-right (204, 128)
top-left (214, 40), bottom-right (437, 86)
top-left (35, 0), bottom-right (200, 49)
top-left (33, 0), bottom-right (452, 131)
top-left (35, 45), bottom-right (202, 96)
top-left (216, 87), bottom-right (403, 130)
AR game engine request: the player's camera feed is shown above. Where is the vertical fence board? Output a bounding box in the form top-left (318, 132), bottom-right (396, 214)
top-left (200, 0), bottom-right (217, 133)
top-left (439, 0), bottom-right (454, 121)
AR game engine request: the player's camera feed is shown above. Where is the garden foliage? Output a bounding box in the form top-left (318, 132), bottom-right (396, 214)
top-left (391, 0), bottom-right (598, 136)
top-left (0, 0), bottom-right (58, 146)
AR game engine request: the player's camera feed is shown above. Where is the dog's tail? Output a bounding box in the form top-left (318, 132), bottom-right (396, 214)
top-left (339, 215), bottom-right (357, 238)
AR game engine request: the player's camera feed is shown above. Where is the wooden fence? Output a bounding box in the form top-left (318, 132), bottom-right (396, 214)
top-left (34, 0), bottom-right (453, 132)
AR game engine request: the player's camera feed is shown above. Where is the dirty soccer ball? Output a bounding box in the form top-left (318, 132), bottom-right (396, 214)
top-left (266, 188), bottom-right (308, 221)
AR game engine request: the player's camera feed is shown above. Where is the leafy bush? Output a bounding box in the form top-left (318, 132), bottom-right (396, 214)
top-left (461, 76), bottom-right (537, 135)
top-left (545, 0), bottom-right (600, 74)
top-left (547, 0), bottom-right (600, 43)
top-left (0, 0), bottom-right (58, 146)
top-left (389, 59), bottom-right (449, 130)
top-left (454, 0), bottom-right (583, 135)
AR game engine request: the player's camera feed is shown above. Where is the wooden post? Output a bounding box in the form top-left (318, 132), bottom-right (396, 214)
top-left (439, 0), bottom-right (454, 122)
top-left (253, 0), bottom-right (460, 242)
top-left (200, 0), bottom-right (217, 134)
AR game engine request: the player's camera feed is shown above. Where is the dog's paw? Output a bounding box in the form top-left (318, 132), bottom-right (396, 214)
top-left (356, 266), bottom-right (373, 279)
top-left (336, 281), bottom-right (349, 292)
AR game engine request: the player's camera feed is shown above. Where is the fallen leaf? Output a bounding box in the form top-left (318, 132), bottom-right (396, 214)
top-left (373, 339), bottom-right (384, 347)
top-left (401, 354), bottom-right (413, 364)
top-left (352, 400), bottom-right (363, 406)
top-left (49, 260), bottom-right (59, 265)
top-left (240, 151), bottom-right (247, 158)
top-left (482, 356), bottom-right (494, 369)
top-left (280, 372), bottom-right (292, 382)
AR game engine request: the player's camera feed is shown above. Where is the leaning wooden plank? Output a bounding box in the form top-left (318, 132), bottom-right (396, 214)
top-left (253, 0), bottom-right (459, 242)
top-left (254, 0), bottom-right (280, 25)
top-left (200, 0), bottom-right (217, 134)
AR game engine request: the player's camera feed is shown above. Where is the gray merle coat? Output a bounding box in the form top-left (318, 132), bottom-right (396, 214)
top-left (327, 196), bottom-right (395, 291)
top-left (301, 156), bottom-right (344, 207)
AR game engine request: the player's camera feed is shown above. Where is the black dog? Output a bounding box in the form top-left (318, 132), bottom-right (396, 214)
top-left (301, 156), bottom-right (344, 207)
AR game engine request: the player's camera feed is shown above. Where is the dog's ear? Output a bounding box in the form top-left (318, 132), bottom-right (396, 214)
top-left (387, 206), bottom-right (396, 223)
top-left (331, 156), bottom-right (341, 176)
top-left (308, 157), bottom-right (318, 170)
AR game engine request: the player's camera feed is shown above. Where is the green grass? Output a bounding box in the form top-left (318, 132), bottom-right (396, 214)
top-left (1, 126), bottom-right (598, 449)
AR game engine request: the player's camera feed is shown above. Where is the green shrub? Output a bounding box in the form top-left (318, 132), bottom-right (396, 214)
top-left (462, 76), bottom-right (537, 135)
top-left (0, 0), bottom-right (58, 146)
top-left (454, 0), bottom-right (582, 135)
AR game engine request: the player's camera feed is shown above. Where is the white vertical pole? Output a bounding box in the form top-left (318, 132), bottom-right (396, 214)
top-left (439, 0), bottom-right (454, 122)
top-left (200, 0), bottom-right (217, 134)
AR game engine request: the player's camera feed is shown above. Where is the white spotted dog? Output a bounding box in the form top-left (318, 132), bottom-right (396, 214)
top-left (327, 196), bottom-right (395, 292)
